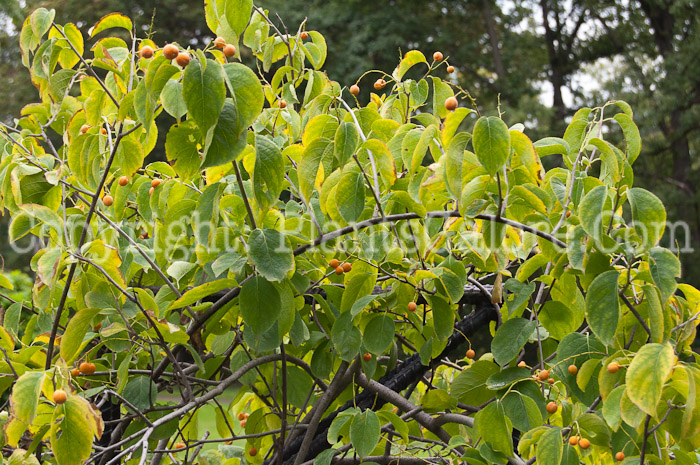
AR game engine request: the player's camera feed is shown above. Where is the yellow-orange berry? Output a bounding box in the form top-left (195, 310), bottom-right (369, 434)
top-left (568, 364), bottom-right (578, 375)
top-left (466, 349), bottom-right (476, 359)
top-left (102, 195), bottom-right (113, 207)
top-left (240, 418), bottom-right (247, 427)
top-left (53, 389), bottom-right (67, 404)
top-left (238, 412), bottom-right (246, 421)
top-left (175, 442), bottom-right (186, 450)
top-left (538, 370), bottom-right (550, 381)
top-left (140, 45), bottom-right (154, 59)
top-left (433, 51), bottom-right (443, 61)
top-left (300, 31), bottom-right (309, 40)
top-left (163, 44), bottom-right (179, 60)
top-left (568, 436), bottom-right (579, 446)
top-left (546, 401), bottom-right (558, 414)
top-left (579, 438), bottom-right (590, 449)
top-left (176, 52), bottom-right (190, 67)
top-left (151, 179), bottom-right (162, 188)
top-left (100, 127), bottom-right (108, 135)
top-left (70, 368), bottom-right (80, 377)
top-left (118, 176), bottom-right (129, 186)
top-left (278, 99), bottom-right (287, 109)
top-left (342, 262), bottom-right (352, 272)
top-left (213, 37), bottom-right (226, 48)
top-left (445, 96), bottom-right (458, 111)
top-left (374, 78), bottom-right (386, 90)
top-left (223, 44), bottom-right (236, 58)
top-left (249, 447), bottom-right (258, 456)
top-left (350, 84), bottom-right (360, 95)
top-left (329, 258), bottom-right (340, 268)
top-left (149, 187), bottom-right (155, 195)
top-left (79, 362), bottom-right (96, 375)
top-left (615, 452), bottom-right (625, 461)
top-left (548, 378), bottom-right (555, 385)
top-left (518, 361), bottom-right (527, 368)
top-left (363, 352), bottom-right (372, 362)
top-left (408, 301), bottom-right (417, 312)
top-left (335, 266), bottom-right (344, 275)
top-left (446, 65), bottom-right (455, 73)
top-left (80, 124), bottom-right (90, 134)
top-left (607, 362), bottom-right (620, 374)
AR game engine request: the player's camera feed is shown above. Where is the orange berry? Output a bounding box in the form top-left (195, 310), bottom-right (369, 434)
top-left (53, 389), bottom-right (67, 404)
top-left (238, 412), bottom-right (246, 421)
top-left (568, 364), bottom-right (578, 375)
top-left (149, 187), bottom-right (155, 195)
top-left (445, 96), bottom-right (458, 111)
top-left (300, 31), bottom-right (309, 40)
top-left (374, 78), bottom-right (386, 90)
top-left (579, 438), bottom-right (591, 449)
top-left (223, 44), bottom-right (236, 58)
top-left (349, 84), bottom-right (360, 95)
top-left (176, 52), bottom-right (190, 67)
top-left (329, 259), bottom-right (340, 268)
top-left (175, 442), bottom-right (186, 450)
top-left (538, 370), bottom-right (550, 381)
top-left (213, 37), bottom-right (226, 48)
top-left (517, 361), bottom-right (527, 368)
top-left (244, 413), bottom-right (249, 418)
top-left (70, 368), bottom-right (80, 377)
top-left (278, 99), bottom-right (287, 109)
top-left (548, 378), bottom-right (555, 385)
top-left (566, 211), bottom-right (572, 218)
top-left (433, 51), bottom-right (443, 61)
top-left (102, 195), bottom-right (113, 207)
top-left (163, 44), bottom-right (179, 60)
top-left (615, 452), bottom-right (625, 461)
top-left (79, 362), bottom-right (96, 375)
top-left (335, 266), bottom-right (344, 275)
top-left (80, 124), bottom-right (90, 134)
top-left (140, 45), bottom-right (154, 59)
top-left (151, 179), bottom-right (162, 188)
top-left (93, 323), bottom-right (102, 331)
top-left (466, 349), bottom-right (476, 359)
top-left (363, 352), bottom-right (372, 362)
top-left (446, 65), bottom-right (455, 73)
top-left (100, 127), bottom-right (108, 135)
top-left (568, 436), bottom-right (579, 446)
top-left (408, 301), bottom-right (417, 312)
top-left (546, 401), bottom-right (558, 414)
top-left (249, 447), bottom-right (258, 456)
top-left (607, 362), bottom-right (620, 374)
top-left (118, 176), bottom-right (129, 186)
top-left (342, 262), bottom-right (352, 272)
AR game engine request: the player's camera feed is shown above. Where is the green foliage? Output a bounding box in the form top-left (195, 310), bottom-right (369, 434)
top-left (0, 3), bottom-right (699, 465)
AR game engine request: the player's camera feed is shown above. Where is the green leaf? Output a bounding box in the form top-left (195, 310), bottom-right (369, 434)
top-left (335, 122), bottom-right (360, 167)
top-left (165, 120), bottom-right (202, 180)
top-left (183, 58), bottom-right (226, 142)
top-left (362, 139), bottom-right (396, 188)
top-left (169, 279), bottom-right (236, 310)
top-left (430, 76), bottom-right (454, 119)
top-left (331, 311), bottom-right (362, 361)
top-left (134, 57), bottom-right (179, 131)
top-left (61, 308), bottom-right (102, 363)
top-left (223, 63), bottom-right (264, 132)
top-left (473, 116), bottom-right (511, 177)
top-left (602, 385), bottom-right (625, 431)
top-left (393, 50), bottom-right (428, 81)
top-left (539, 300), bottom-right (581, 341)
top-left (584, 270), bottom-right (620, 346)
top-left (614, 113), bottom-right (641, 164)
top-left (502, 392), bottom-right (543, 433)
top-left (444, 132), bottom-right (470, 199)
top-left (89, 12), bottom-right (132, 37)
top-left (491, 318), bottom-right (536, 366)
top-left (350, 410), bottom-right (380, 458)
top-left (626, 342), bottom-right (675, 417)
top-left (123, 376), bottom-right (157, 411)
top-left (628, 187), bottom-right (666, 250)
top-left (224, 0), bottom-right (253, 37)
top-left (421, 389), bottom-right (458, 413)
top-left (537, 427), bottom-right (563, 465)
top-left (451, 360), bottom-right (500, 405)
top-left (363, 314), bottom-right (395, 355)
top-left (476, 400), bottom-right (513, 456)
top-left (114, 134), bottom-right (144, 179)
top-left (247, 229), bottom-right (294, 282)
top-left (203, 100), bottom-right (247, 168)
top-left (31, 8), bottom-right (55, 39)
top-left (161, 79), bottom-right (187, 119)
top-left (253, 135), bottom-right (284, 211)
top-left (429, 295), bottom-right (454, 340)
top-left (50, 396), bottom-right (102, 465)
top-left (649, 247), bottom-right (680, 303)
top-left (11, 371), bottom-right (45, 425)
top-left (336, 165), bottom-right (366, 223)
top-left (579, 185), bottom-right (608, 245)
top-left (240, 276), bottom-right (281, 335)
